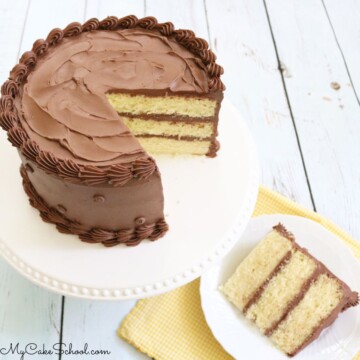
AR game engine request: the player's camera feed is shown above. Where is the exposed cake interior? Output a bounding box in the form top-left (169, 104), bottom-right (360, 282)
top-left (107, 93), bottom-right (220, 156)
top-left (270, 274), bottom-right (344, 355)
top-left (221, 229), bottom-right (293, 312)
top-left (221, 224), bottom-right (359, 356)
top-left (246, 249), bottom-right (318, 334)
top-left (106, 94), bottom-right (217, 117)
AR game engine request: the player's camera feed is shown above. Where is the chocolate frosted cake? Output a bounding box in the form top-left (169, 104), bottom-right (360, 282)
top-left (221, 224), bottom-right (359, 357)
top-left (0, 16), bottom-right (224, 246)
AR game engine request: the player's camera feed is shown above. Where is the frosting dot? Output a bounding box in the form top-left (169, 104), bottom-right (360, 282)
top-left (135, 217), bottom-right (146, 226)
top-left (57, 205), bottom-right (67, 214)
top-left (93, 194), bottom-right (105, 203)
top-left (25, 163), bottom-right (34, 173)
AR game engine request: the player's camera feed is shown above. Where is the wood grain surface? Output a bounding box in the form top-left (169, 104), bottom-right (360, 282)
top-left (0, 1), bottom-right (358, 359)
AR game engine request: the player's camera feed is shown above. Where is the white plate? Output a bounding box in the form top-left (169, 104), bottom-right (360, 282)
top-left (200, 215), bottom-right (360, 360)
top-left (0, 99), bottom-right (259, 300)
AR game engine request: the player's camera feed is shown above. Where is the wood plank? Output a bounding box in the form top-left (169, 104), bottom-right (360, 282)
top-left (205, 0), bottom-right (313, 206)
top-left (19, 0), bottom-right (86, 55)
top-left (85, 0), bottom-right (145, 20)
top-left (0, 0), bottom-right (30, 82)
top-left (145, 0), bottom-right (208, 40)
top-left (61, 2), bottom-right (147, 359)
top-left (61, 299), bottom-right (149, 360)
top-left (323, 0), bottom-right (360, 103)
top-left (265, 0), bottom-right (360, 239)
top-left (0, 0), bottom-right (65, 350)
top-left (0, 259), bottom-right (62, 348)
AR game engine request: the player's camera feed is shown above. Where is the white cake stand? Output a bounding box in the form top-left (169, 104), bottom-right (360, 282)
top-left (0, 99), bottom-right (259, 300)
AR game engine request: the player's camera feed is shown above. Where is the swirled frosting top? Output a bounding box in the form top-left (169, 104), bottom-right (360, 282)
top-left (20, 28), bottom-right (211, 165)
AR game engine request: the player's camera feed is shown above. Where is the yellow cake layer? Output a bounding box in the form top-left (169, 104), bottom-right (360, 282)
top-left (270, 274), bottom-right (343, 355)
top-left (221, 230), bottom-right (293, 312)
top-left (107, 93), bottom-right (217, 117)
top-left (137, 137), bottom-right (210, 156)
top-left (246, 249), bottom-right (317, 333)
top-left (122, 117), bottom-right (214, 139)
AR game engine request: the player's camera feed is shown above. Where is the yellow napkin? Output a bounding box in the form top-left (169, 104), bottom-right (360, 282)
top-left (119, 185), bottom-right (360, 360)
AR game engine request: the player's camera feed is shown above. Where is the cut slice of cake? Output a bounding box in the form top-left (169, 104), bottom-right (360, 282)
top-left (221, 224), bottom-right (359, 357)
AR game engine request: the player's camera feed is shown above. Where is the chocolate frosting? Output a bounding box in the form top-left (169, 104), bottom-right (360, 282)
top-left (20, 164), bottom-right (168, 246)
top-left (0, 16), bottom-right (224, 186)
top-left (22, 27), bottom-right (212, 164)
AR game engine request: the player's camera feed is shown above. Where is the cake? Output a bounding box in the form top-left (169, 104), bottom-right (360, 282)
top-left (0, 16), bottom-right (224, 247)
top-left (221, 224), bottom-right (359, 356)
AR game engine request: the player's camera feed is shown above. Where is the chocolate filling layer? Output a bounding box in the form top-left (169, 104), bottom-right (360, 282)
top-left (136, 134), bottom-right (212, 141)
top-left (117, 112), bottom-right (217, 122)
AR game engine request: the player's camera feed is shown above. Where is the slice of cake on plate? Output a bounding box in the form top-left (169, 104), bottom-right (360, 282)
top-left (0, 16), bottom-right (224, 246)
top-left (221, 223), bottom-right (359, 357)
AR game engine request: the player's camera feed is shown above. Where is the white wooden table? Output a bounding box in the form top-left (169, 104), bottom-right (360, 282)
top-left (1, 1), bottom-right (359, 359)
